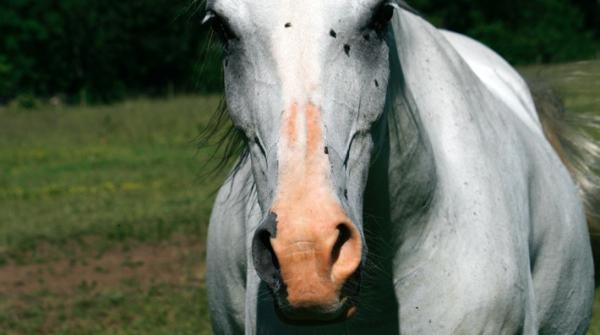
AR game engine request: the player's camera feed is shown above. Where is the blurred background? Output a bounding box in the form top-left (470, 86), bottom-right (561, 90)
top-left (0, 0), bottom-right (599, 334)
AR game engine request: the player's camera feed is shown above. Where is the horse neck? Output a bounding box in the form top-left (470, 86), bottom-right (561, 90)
top-left (365, 17), bottom-right (440, 241)
top-left (380, 9), bottom-right (505, 231)
top-left (367, 97), bottom-right (437, 243)
top-left (354, 83), bottom-right (436, 323)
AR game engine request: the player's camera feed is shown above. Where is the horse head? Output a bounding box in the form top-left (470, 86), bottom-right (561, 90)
top-left (204, 0), bottom-right (398, 323)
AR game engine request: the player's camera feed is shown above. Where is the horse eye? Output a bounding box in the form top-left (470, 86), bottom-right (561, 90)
top-left (202, 10), bottom-right (238, 44)
top-left (369, 2), bottom-right (395, 32)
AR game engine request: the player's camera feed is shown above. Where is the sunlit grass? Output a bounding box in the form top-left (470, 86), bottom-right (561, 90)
top-left (0, 96), bottom-right (224, 254)
top-left (520, 60), bottom-right (600, 116)
top-left (1, 284), bottom-right (211, 335)
top-left (0, 95), bottom-right (223, 334)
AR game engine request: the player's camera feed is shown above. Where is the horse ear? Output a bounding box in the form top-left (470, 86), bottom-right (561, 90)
top-left (391, 0), bottom-right (421, 16)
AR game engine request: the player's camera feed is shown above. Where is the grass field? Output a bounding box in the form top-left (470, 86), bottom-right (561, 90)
top-left (0, 96), bottom-right (222, 334)
top-left (0, 61), bottom-right (599, 334)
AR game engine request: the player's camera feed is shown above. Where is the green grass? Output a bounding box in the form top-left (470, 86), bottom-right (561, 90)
top-left (0, 96), bottom-right (223, 334)
top-left (0, 96), bottom-right (224, 255)
top-left (2, 284), bottom-right (211, 335)
top-left (0, 61), bottom-right (599, 334)
top-left (520, 60), bottom-right (600, 115)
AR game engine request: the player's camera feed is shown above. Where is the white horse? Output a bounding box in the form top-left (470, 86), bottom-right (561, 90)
top-left (203, 1), bottom-right (599, 333)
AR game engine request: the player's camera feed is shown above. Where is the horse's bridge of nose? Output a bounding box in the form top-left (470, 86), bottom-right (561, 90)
top-left (252, 102), bottom-right (362, 317)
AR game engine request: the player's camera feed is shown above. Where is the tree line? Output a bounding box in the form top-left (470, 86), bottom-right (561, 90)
top-left (0, 0), bottom-right (598, 104)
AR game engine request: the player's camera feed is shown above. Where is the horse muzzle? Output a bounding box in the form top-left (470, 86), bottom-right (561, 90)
top-left (252, 208), bottom-right (363, 323)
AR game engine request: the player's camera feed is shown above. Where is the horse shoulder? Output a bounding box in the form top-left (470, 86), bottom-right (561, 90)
top-left (393, 170), bottom-right (538, 333)
top-left (440, 24), bottom-right (592, 296)
top-left (206, 158), bottom-right (256, 334)
top-left (394, 24), bottom-right (593, 331)
top-left (450, 32), bottom-right (596, 329)
top-left (524, 140), bottom-right (594, 333)
top-left (389, 15), bottom-right (537, 332)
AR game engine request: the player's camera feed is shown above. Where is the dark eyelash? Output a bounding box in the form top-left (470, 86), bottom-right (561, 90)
top-left (368, 2), bottom-right (396, 32)
top-left (202, 10), bottom-right (238, 43)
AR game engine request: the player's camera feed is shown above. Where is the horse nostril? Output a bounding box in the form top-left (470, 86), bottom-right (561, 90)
top-left (252, 228), bottom-right (282, 290)
top-left (331, 224), bottom-right (352, 266)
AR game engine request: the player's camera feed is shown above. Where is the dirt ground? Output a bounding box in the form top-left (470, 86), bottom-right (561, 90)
top-left (0, 237), bottom-right (205, 298)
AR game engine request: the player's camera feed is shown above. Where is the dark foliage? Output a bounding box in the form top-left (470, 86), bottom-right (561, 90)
top-left (0, 0), bottom-right (222, 103)
top-left (0, 0), bottom-right (598, 103)
top-left (412, 0), bottom-right (600, 63)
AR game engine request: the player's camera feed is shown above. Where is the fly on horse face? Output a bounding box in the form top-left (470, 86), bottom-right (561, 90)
top-left (203, 0), bottom-right (600, 333)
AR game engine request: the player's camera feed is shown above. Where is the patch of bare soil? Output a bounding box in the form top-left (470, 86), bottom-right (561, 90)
top-left (0, 236), bottom-right (205, 298)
